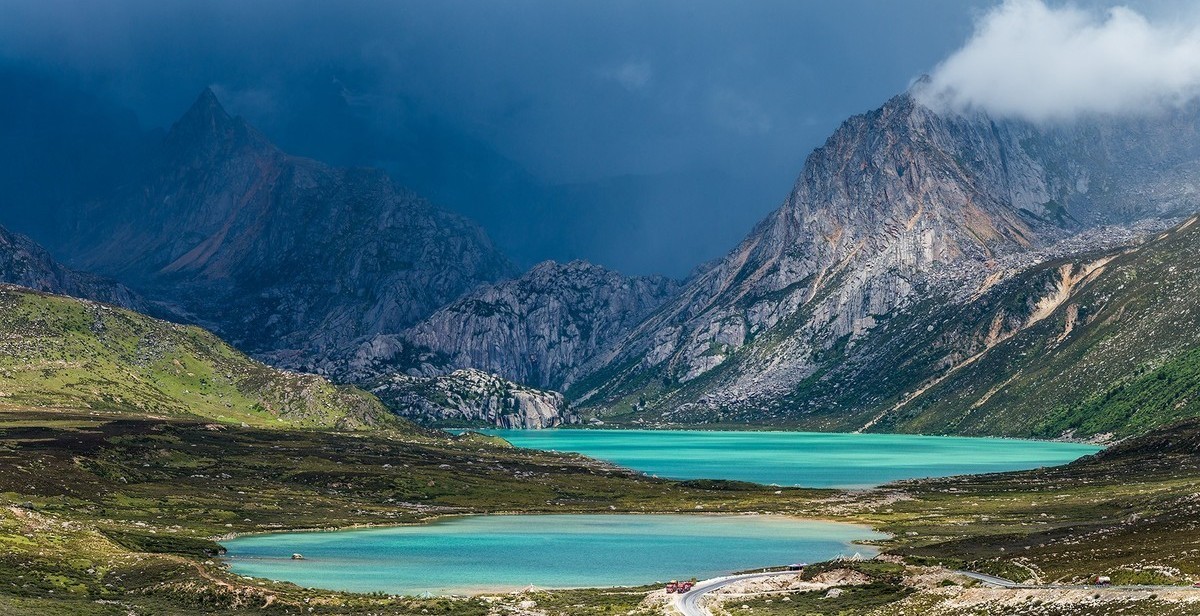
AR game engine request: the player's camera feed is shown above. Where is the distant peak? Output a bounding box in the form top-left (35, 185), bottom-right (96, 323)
top-left (177, 86), bottom-right (232, 128)
top-left (165, 86), bottom-right (269, 158)
top-left (195, 86), bottom-right (222, 108)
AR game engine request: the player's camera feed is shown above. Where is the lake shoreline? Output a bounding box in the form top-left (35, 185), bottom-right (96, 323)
top-left (219, 513), bottom-right (888, 596)
top-left (468, 428), bottom-right (1101, 488)
top-left (447, 425), bottom-right (1115, 446)
top-left (212, 510), bottom-right (885, 542)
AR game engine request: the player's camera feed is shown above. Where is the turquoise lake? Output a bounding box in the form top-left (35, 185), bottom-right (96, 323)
top-left (479, 429), bottom-right (1101, 488)
top-left (222, 514), bottom-right (885, 595)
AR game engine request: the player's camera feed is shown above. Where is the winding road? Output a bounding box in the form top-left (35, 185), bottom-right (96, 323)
top-left (673, 569), bottom-right (1198, 615)
top-left (952, 570), bottom-right (1194, 591)
top-left (952, 570), bottom-right (1026, 588)
top-left (673, 571), bottom-right (798, 616)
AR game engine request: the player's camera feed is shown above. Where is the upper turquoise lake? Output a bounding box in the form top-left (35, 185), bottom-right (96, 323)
top-left (478, 429), bottom-right (1101, 488)
top-left (223, 514), bottom-right (884, 595)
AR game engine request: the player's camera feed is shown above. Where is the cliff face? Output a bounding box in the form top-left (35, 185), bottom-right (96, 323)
top-left (0, 224), bottom-right (147, 312)
top-left (319, 260), bottom-right (675, 428)
top-left (368, 369), bottom-right (576, 429)
top-left (57, 89), bottom-right (515, 365)
top-left (385, 260), bottom-right (680, 390)
top-left (573, 91), bottom-right (1200, 425)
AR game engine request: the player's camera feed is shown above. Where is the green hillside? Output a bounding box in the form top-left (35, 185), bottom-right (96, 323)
top-left (880, 216), bottom-right (1200, 439)
top-left (0, 285), bottom-right (395, 430)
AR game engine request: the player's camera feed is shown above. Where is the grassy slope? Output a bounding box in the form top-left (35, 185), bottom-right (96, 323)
top-left (872, 418), bottom-right (1200, 583)
top-left (0, 285), bottom-right (395, 430)
top-left (886, 216), bottom-right (1200, 438)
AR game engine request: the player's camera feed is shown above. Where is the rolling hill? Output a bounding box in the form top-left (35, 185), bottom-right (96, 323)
top-left (0, 284), bottom-right (394, 430)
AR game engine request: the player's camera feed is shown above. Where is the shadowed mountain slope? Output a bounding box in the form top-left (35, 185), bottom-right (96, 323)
top-left (55, 89), bottom-right (515, 365)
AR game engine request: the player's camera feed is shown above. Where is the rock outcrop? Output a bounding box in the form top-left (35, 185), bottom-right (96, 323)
top-left (359, 260), bottom-right (681, 390)
top-left (369, 369), bottom-right (576, 429)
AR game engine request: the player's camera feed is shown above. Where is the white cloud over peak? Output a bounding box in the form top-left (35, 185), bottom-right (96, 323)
top-left (918, 0), bottom-right (1200, 121)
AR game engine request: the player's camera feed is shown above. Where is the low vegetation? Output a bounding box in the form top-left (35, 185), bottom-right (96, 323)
top-left (6, 409), bottom-right (1200, 615)
top-left (868, 418), bottom-right (1200, 585)
top-left (727, 582), bottom-right (911, 616)
top-left (0, 407), bottom-right (825, 614)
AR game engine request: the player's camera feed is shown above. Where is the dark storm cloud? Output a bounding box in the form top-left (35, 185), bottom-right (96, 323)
top-left (1, 0), bottom-right (1017, 275)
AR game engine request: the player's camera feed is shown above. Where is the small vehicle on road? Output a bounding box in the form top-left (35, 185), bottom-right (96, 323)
top-left (665, 580), bottom-right (695, 593)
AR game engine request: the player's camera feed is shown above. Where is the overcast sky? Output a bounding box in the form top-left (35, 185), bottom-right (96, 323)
top-left (1, 1), bottom-right (1193, 276)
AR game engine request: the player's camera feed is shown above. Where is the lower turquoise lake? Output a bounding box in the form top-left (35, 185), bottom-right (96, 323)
top-left (478, 429), bottom-right (1101, 488)
top-left (222, 514), bottom-right (885, 595)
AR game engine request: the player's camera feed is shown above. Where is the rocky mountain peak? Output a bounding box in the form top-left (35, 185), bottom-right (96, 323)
top-left (575, 88), bottom-right (1200, 419)
top-left (163, 88), bottom-right (271, 164)
top-left (58, 88), bottom-right (515, 364)
top-left (174, 87), bottom-right (231, 131)
top-left (523, 259), bottom-right (671, 289)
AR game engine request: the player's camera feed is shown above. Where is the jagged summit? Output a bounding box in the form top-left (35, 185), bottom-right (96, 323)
top-left (164, 87), bottom-right (268, 160)
top-left (170, 88), bottom-right (233, 133)
top-left (524, 259), bottom-right (643, 280)
top-left (192, 86), bottom-right (223, 113)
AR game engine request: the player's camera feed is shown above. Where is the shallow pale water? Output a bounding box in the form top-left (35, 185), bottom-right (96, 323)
top-left (480, 429), bottom-right (1101, 488)
top-left (222, 514), bottom-right (884, 595)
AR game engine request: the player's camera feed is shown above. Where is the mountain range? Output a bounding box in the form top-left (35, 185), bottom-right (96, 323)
top-left (4, 84), bottom-right (1200, 437)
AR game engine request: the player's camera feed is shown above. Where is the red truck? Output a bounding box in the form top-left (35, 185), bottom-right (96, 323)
top-left (665, 580), bottom-right (695, 593)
